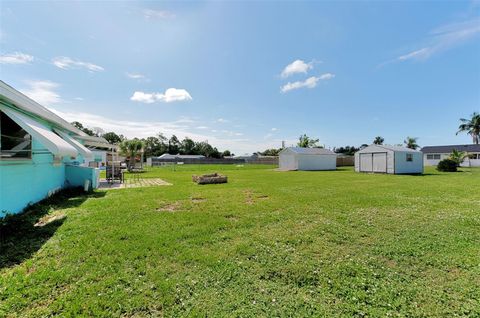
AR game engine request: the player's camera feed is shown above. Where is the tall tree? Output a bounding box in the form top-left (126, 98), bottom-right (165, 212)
top-left (168, 135), bottom-right (181, 154)
top-left (404, 137), bottom-right (419, 150)
top-left (373, 136), bottom-right (384, 145)
top-left (102, 132), bottom-right (123, 144)
top-left (120, 139), bottom-right (144, 169)
top-left (334, 146), bottom-right (360, 156)
top-left (457, 112), bottom-right (480, 144)
top-left (222, 150), bottom-right (233, 157)
top-left (297, 134), bottom-right (320, 148)
top-left (180, 137), bottom-right (196, 155)
top-left (71, 121), bottom-right (97, 136)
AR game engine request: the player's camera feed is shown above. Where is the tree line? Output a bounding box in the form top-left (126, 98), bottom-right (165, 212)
top-left (71, 121), bottom-right (233, 159)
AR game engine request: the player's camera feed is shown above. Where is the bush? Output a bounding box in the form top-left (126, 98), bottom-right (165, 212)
top-left (437, 159), bottom-right (457, 172)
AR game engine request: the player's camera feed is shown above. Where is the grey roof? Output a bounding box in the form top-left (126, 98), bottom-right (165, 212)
top-left (358, 144), bottom-right (421, 153)
top-left (281, 147), bottom-right (335, 155)
top-left (421, 144), bottom-right (480, 154)
top-left (158, 154), bottom-right (205, 159)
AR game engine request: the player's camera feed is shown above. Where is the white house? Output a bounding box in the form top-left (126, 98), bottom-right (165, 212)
top-left (355, 145), bottom-right (423, 174)
top-left (421, 144), bottom-right (480, 167)
top-left (279, 147), bottom-right (337, 171)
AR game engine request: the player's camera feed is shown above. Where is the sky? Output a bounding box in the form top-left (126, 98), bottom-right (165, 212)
top-left (1, 1), bottom-right (479, 154)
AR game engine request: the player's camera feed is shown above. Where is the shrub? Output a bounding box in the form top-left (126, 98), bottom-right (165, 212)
top-left (437, 159), bottom-right (457, 172)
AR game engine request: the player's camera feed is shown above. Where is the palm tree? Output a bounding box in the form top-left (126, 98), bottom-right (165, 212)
top-left (297, 134), bottom-right (320, 148)
top-left (457, 112), bottom-right (480, 144)
top-left (404, 136), bottom-right (419, 150)
top-left (373, 136), bottom-right (384, 145)
top-left (120, 138), bottom-right (144, 170)
top-left (449, 149), bottom-right (466, 167)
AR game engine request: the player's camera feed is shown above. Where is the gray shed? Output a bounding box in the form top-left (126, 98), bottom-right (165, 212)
top-left (355, 145), bottom-right (423, 174)
top-left (279, 147), bottom-right (337, 171)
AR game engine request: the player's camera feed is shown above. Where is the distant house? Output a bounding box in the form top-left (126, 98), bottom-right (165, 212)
top-left (355, 145), bottom-right (423, 174)
top-left (421, 144), bottom-right (480, 167)
top-left (157, 154), bottom-right (206, 160)
top-left (279, 147), bottom-right (337, 171)
top-left (0, 81), bottom-right (111, 216)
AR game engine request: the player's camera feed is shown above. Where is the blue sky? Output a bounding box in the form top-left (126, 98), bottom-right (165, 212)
top-left (1, 1), bottom-right (479, 154)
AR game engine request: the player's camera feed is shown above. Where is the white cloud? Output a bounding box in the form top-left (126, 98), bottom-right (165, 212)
top-left (216, 118), bottom-right (229, 123)
top-left (271, 128), bottom-right (278, 131)
top-left (143, 9), bottom-right (175, 19)
top-left (398, 48), bottom-right (430, 61)
top-left (397, 18), bottom-right (480, 62)
top-left (0, 52), bottom-right (34, 64)
top-left (126, 72), bottom-right (148, 80)
top-left (281, 59), bottom-right (314, 78)
top-left (52, 56), bottom-right (104, 72)
top-left (20, 80), bottom-right (61, 105)
top-left (130, 88), bottom-right (192, 103)
top-left (281, 73), bottom-right (334, 93)
top-left (196, 126), bottom-right (208, 129)
top-left (318, 73), bottom-right (335, 80)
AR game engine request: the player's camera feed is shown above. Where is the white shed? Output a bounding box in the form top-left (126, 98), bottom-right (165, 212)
top-left (279, 147), bottom-right (337, 171)
top-left (355, 145), bottom-right (423, 174)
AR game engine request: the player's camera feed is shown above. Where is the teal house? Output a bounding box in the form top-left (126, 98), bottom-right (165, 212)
top-left (0, 81), bottom-right (111, 217)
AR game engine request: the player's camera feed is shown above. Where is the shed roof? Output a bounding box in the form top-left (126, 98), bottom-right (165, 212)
top-left (281, 147), bottom-right (335, 155)
top-left (421, 144), bottom-right (480, 153)
top-left (357, 144), bottom-right (421, 153)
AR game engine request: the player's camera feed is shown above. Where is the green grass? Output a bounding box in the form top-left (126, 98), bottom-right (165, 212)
top-left (1, 165), bottom-right (479, 317)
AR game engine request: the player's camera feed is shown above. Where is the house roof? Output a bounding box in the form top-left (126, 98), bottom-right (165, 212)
top-left (0, 80), bottom-right (86, 136)
top-left (357, 144), bottom-right (421, 153)
top-left (158, 154), bottom-right (206, 159)
top-left (281, 147), bottom-right (336, 155)
top-left (421, 144), bottom-right (480, 153)
top-left (0, 80), bottom-right (111, 149)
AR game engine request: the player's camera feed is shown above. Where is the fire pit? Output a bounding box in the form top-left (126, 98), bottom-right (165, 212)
top-left (192, 173), bottom-right (228, 185)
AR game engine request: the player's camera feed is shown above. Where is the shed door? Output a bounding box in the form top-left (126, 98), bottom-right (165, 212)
top-left (280, 154), bottom-right (296, 170)
top-left (359, 153), bottom-right (373, 172)
top-left (372, 153), bottom-right (387, 173)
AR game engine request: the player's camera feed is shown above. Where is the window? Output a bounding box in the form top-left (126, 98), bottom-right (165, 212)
top-left (426, 154), bottom-right (441, 160)
top-left (406, 153), bottom-right (413, 162)
top-left (0, 111), bottom-right (32, 159)
top-left (470, 153), bottom-right (479, 160)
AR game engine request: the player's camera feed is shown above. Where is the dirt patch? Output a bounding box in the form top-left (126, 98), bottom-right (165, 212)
top-left (34, 213), bottom-right (66, 227)
top-left (244, 190), bottom-right (254, 205)
top-left (191, 197), bottom-right (206, 203)
top-left (225, 214), bottom-right (239, 221)
top-left (156, 202), bottom-right (182, 212)
top-left (243, 190), bottom-right (269, 205)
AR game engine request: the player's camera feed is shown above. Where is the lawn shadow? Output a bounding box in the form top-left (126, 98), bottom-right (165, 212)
top-left (0, 188), bottom-right (106, 270)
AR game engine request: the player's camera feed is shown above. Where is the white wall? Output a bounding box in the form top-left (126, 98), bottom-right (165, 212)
top-left (279, 153), bottom-right (297, 170)
top-left (424, 153), bottom-right (480, 167)
top-left (297, 154), bottom-right (336, 171)
top-left (423, 153), bottom-right (449, 166)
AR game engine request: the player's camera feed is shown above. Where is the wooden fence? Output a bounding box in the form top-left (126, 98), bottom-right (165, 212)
top-left (336, 155), bottom-right (354, 166)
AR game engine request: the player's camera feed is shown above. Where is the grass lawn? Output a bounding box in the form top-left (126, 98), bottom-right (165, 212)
top-left (1, 165), bottom-right (479, 317)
